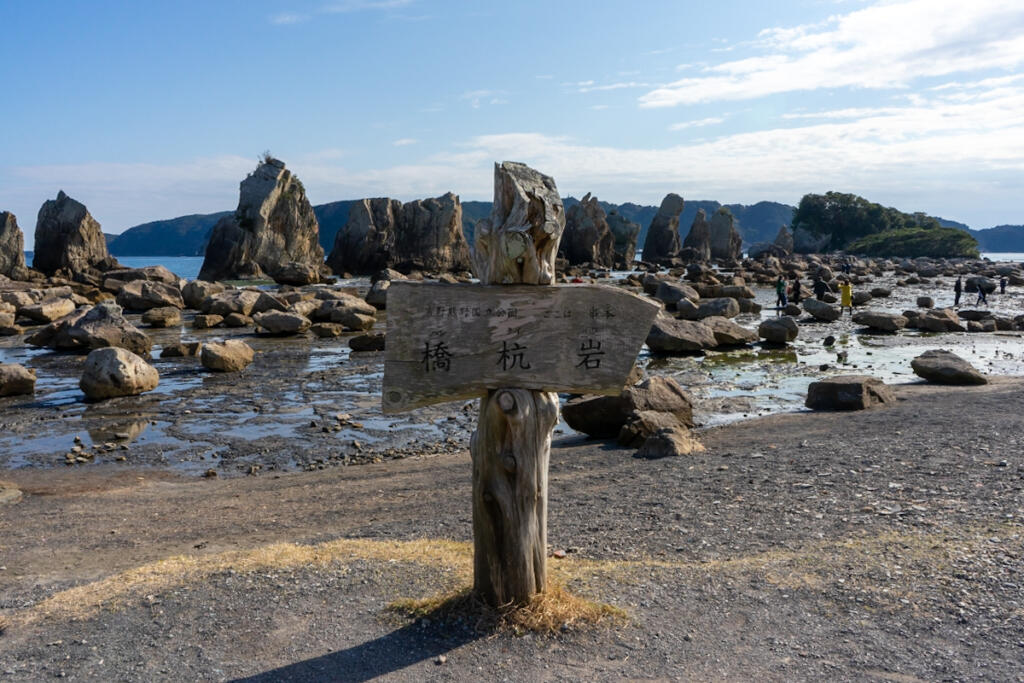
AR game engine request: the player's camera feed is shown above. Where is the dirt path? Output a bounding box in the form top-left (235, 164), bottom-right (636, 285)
top-left (2, 380), bottom-right (1023, 681)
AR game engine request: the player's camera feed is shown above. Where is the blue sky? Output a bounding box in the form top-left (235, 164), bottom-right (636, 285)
top-left (2, 0), bottom-right (1024, 246)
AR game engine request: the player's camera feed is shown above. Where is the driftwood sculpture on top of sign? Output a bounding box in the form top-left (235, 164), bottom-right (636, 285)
top-left (470, 161), bottom-right (564, 606)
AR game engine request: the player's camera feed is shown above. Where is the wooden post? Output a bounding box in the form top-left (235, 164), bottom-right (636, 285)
top-left (470, 161), bottom-right (564, 606)
top-left (380, 162), bottom-right (659, 606)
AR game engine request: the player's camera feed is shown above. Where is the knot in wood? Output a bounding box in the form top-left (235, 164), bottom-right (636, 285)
top-left (497, 392), bottom-right (516, 413)
top-left (502, 454), bottom-right (516, 472)
top-left (482, 491), bottom-right (494, 503)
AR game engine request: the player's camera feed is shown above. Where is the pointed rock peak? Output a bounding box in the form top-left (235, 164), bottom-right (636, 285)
top-left (57, 190), bottom-right (67, 201)
top-left (658, 193), bottom-right (684, 216)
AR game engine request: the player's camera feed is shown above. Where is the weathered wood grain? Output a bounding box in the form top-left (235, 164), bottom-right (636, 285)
top-left (382, 281), bottom-right (660, 414)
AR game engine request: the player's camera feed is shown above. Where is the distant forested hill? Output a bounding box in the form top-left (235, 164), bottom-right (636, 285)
top-left (968, 225), bottom-right (1024, 252)
top-left (313, 200), bottom-right (358, 252)
top-left (108, 212), bottom-right (231, 256)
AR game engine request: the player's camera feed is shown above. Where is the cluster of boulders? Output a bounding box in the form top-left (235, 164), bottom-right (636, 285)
top-left (562, 375), bottom-right (704, 458)
top-left (0, 252), bottom-right (392, 401)
top-left (803, 348), bottom-right (988, 412)
top-left (623, 264), bottom-right (798, 352)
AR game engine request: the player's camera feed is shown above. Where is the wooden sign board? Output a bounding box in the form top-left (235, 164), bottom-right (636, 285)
top-left (382, 281), bottom-right (661, 413)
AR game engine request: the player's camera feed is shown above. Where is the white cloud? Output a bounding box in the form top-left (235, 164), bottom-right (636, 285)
top-left (641, 0), bottom-right (1024, 107)
top-left (321, 0), bottom-right (414, 12)
top-left (6, 81), bottom-right (1024, 237)
top-left (668, 117), bottom-right (725, 131)
top-left (392, 138), bottom-right (417, 146)
top-left (576, 81), bottom-right (650, 93)
top-left (460, 89), bottom-right (506, 109)
top-left (270, 13), bottom-right (307, 25)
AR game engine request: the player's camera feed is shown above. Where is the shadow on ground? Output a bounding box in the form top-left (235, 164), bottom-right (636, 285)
top-left (232, 621), bottom-right (479, 683)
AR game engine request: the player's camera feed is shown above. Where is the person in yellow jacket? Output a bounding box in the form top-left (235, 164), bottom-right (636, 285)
top-left (838, 279), bottom-right (853, 315)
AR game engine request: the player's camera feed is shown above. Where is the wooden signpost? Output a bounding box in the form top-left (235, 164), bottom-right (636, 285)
top-left (382, 161), bottom-right (658, 607)
top-left (383, 282), bottom-right (659, 413)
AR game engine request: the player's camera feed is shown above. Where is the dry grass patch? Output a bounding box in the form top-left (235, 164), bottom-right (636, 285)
top-left (388, 580), bottom-right (625, 634)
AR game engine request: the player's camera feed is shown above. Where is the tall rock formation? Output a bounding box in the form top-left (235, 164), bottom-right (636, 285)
top-left (561, 193), bottom-right (614, 267)
top-left (0, 212), bottom-right (27, 278)
top-left (199, 158), bottom-right (324, 282)
top-left (33, 191), bottom-right (117, 277)
top-left (709, 207), bottom-right (742, 261)
top-left (326, 193), bottom-right (471, 275)
top-left (606, 210), bottom-right (640, 268)
top-left (641, 193), bottom-right (684, 264)
top-left (774, 226), bottom-right (794, 254)
top-left (682, 209), bottom-right (712, 261)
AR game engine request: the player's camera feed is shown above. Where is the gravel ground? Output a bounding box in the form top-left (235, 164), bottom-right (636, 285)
top-left (1, 379), bottom-right (1023, 681)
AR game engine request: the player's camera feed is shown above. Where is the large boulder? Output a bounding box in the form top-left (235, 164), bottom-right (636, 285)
top-left (201, 340), bottom-right (255, 372)
top-left (273, 261), bottom-right (321, 286)
top-left (606, 210), bottom-right (640, 268)
top-left (708, 208), bottom-right (742, 261)
top-left (773, 226), bottom-right (794, 254)
top-left (703, 316), bottom-right (758, 346)
top-left (562, 376), bottom-right (695, 438)
top-left (653, 280), bottom-right (699, 309)
top-left (365, 280), bottom-right (390, 309)
top-left (758, 316), bottom-right (799, 343)
top-left (103, 265), bottom-right (179, 288)
top-left (326, 193), bottom-right (471, 275)
top-left (561, 193), bottom-right (614, 267)
top-left (26, 302), bottom-right (152, 355)
top-left (803, 297), bottom-right (841, 322)
top-left (20, 297), bottom-right (76, 323)
top-left (182, 280), bottom-right (227, 309)
top-left (919, 308), bottom-right (965, 332)
top-left (253, 310), bottom-right (311, 335)
top-left (965, 276), bottom-right (997, 294)
top-left (911, 349), bottom-right (987, 385)
top-left (0, 363), bottom-right (36, 396)
top-left (640, 193), bottom-right (683, 264)
top-left (203, 290), bottom-right (262, 316)
top-left (199, 158), bottom-right (325, 282)
top-left (32, 191), bottom-right (117, 276)
top-left (635, 427), bottom-right (705, 458)
top-left (646, 314), bottom-right (717, 353)
top-left (141, 306), bottom-right (182, 328)
top-left (116, 280), bottom-right (184, 310)
top-left (80, 347), bottom-right (159, 400)
top-left (681, 209), bottom-right (711, 261)
top-left (0, 211), bottom-right (27, 278)
top-left (677, 297), bottom-right (740, 320)
top-left (805, 375), bottom-right (895, 411)
top-left (852, 311), bottom-right (908, 332)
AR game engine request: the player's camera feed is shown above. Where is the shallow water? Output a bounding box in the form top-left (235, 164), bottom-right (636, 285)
top-left (2, 263), bottom-right (1022, 473)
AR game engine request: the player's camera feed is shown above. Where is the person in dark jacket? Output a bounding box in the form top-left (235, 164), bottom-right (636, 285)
top-left (812, 277), bottom-right (831, 301)
top-left (790, 275), bottom-right (802, 304)
top-left (954, 276), bottom-right (962, 307)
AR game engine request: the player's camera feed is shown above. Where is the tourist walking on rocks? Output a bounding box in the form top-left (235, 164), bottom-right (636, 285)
top-left (790, 275), bottom-right (802, 304)
top-left (977, 284), bottom-right (988, 305)
top-left (775, 276), bottom-right (788, 310)
top-left (838, 279), bottom-right (853, 316)
top-left (1000, 277), bottom-right (1007, 294)
top-left (813, 277), bottom-right (831, 301)
top-left (954, 277), bottom-right (963, 307)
